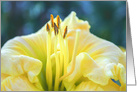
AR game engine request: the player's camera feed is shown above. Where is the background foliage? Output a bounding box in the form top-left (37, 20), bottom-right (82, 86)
top-left (1, 1), bottom-right (126, 48)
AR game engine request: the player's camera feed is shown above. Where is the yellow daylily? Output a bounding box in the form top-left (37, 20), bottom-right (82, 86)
top-left (1, 11), bottom-right (126, 91)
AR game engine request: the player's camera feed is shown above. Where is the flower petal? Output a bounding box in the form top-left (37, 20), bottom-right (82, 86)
top-left (1, 75), bottom-right (43, 91)
top-left (1, 50), bottom-right (44, 89)
top-left (71, 81), bottom-right (103, 91)
top-left (2, 31), bottom-right (48, 61)
top-left (105, 63), bottom-right (126, 90)
top-left (67, 30), bottom-right (125, 67)
top-left (63, 52), bottom-right (109, 90)
top-left (1, 74), bottom-right (10, 82)
top-left (1, 50), bottom-right (42, 79)
top-left (1, 32), bottom-right (49, 90)
top-left (72, 79), bottom-right (121, 91)
top-left (64, 52), bottom-right (126, 91)
top-left (61, 11), bottom-right (90, 31)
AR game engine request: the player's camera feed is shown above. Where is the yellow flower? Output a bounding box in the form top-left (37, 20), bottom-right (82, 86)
top-left (1, 11), bottom-right (126, 91)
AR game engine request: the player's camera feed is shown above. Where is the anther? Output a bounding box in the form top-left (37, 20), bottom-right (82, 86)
top-left (50, 14), bottom-right (54, 27)
top-left (57, 15), bottom-right (60, 28)
top-left (46, 23), bottom-right (50, 31)
top-left (54, 23), bottom-right (59, 35)
top-left (63, 26), bottom-right (67, 39)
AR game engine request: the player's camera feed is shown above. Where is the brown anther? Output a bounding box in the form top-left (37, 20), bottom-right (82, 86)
top-left (46, 23), bottom-right (50, 31)
top-left (57, 15), bottom-right (60, 28)
top-left (50, 14), bottom-right (54, 27)
top-left (54, 23), bottom-right (58, 35)
top-left (63, 26), bottom-right (67, 39)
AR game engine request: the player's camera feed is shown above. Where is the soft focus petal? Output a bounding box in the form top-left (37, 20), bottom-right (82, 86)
top-left (61, 11), bottom-right (90, 31)
top-left (1, 52), bottom-right (42, 77)
top-left (1, 32), bottom-right (50, 90)
top-left (64, 52), bottom-right (126, 91)
top-left (105, 63), bottom-right (126, 90)
top-left (1, 74), bottom-right (10, 82)
top-left (72, 81), bottom-right (103, 91)
top-left (67, 30), bottom-right (125, 67)
top-left (80, 53), bottom-right (110, 86)
top-left (72, 79), bottom-right (121, 91)
top-left (1, 75), bottom-right (42, 91)
top-left (1, 52), bottom-right (43, 90)
top-left (64, 52), bottom-right (110, 90)
top-left (2, 31), bottom-right (48, 61)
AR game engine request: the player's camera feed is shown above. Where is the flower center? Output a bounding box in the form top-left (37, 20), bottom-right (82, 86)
top-left (40, 14), bottom-right (80, 91)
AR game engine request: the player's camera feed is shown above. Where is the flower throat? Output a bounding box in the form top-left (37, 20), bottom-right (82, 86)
top-left (39, 14), bottom-right (80, 91)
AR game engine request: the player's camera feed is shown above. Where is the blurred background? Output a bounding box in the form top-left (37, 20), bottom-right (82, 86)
top-left (1, 1), bottom-right (126, 48)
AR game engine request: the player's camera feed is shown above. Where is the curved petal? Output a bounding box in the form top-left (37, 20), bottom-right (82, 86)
top-left (1, 31), bottom-right (50, 90)
top-left (63, 52), bottom-right (109, 90)
top-left (63, 52), bottom-right (126, 91)
top-left (1, 52), bottom-right (42, 77)
top-left (80, 53), bottom-right (110, 86)
top-left (1, 75), bottom-right (43, 91)
top-left (67, 30), bottom-right (125, 67)
top-left (2, 31), bottom-right (48, 61)
top-left (1, 51), bottom-right (43, 90)
top-left (105, 63), bottom-right (126, 90)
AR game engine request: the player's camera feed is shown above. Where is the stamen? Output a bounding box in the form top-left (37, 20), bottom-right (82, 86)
top-left (57, 20), bottom-right (64, 79)
top-left (57, 15), bottom-right (60, 28)
top-left (46, 24), bottom-right (52, 90)
top-left (46, 23), bottom-right (50, 31)
top-left (45, 14), bottom-right (80, 91)
top-left (63, 26), bottom-right (67, 39)
top-left (59, 29), bottom-right (80, 81)
top-left (60, 26), bottom-right (68, 91)
top-left (50, 14), bottom-right (54, 27)
top-left (54, 23), bottom-right (59, 35)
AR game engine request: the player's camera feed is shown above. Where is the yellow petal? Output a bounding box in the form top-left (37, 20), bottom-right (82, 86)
top-left (1, 32), bottom-right (48, 90)
top-left (61, 11), bottom-right (90, 31)
top-left (1, 75), bottom-right (42, 91)
top-left (64, 52), bottom-right (126, 91)
top-left (63, 52), bottom-right (109, 90)
top-left (67, 30), bottom-right (125, 67)
top-left (101, 79), bottom-right (121, 91)
top-left (2, 31), bottom-right (48, 61)
top-left (1, 74), bottom-right (10, 82)
top-left (72, 79), bottom-right (120, 91)
top-left (72, 81), bottom-right (103, 91)
top-left (105, 63), bottom-right (126, 86)
top-left (80, 53), bottom-right (110, 86)
top-left (105, 63), bottom-right (126, 91)
top-left (62, 12), bottom-right (126, 72)
top-left (1, 52), bottom-right (42, 76)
